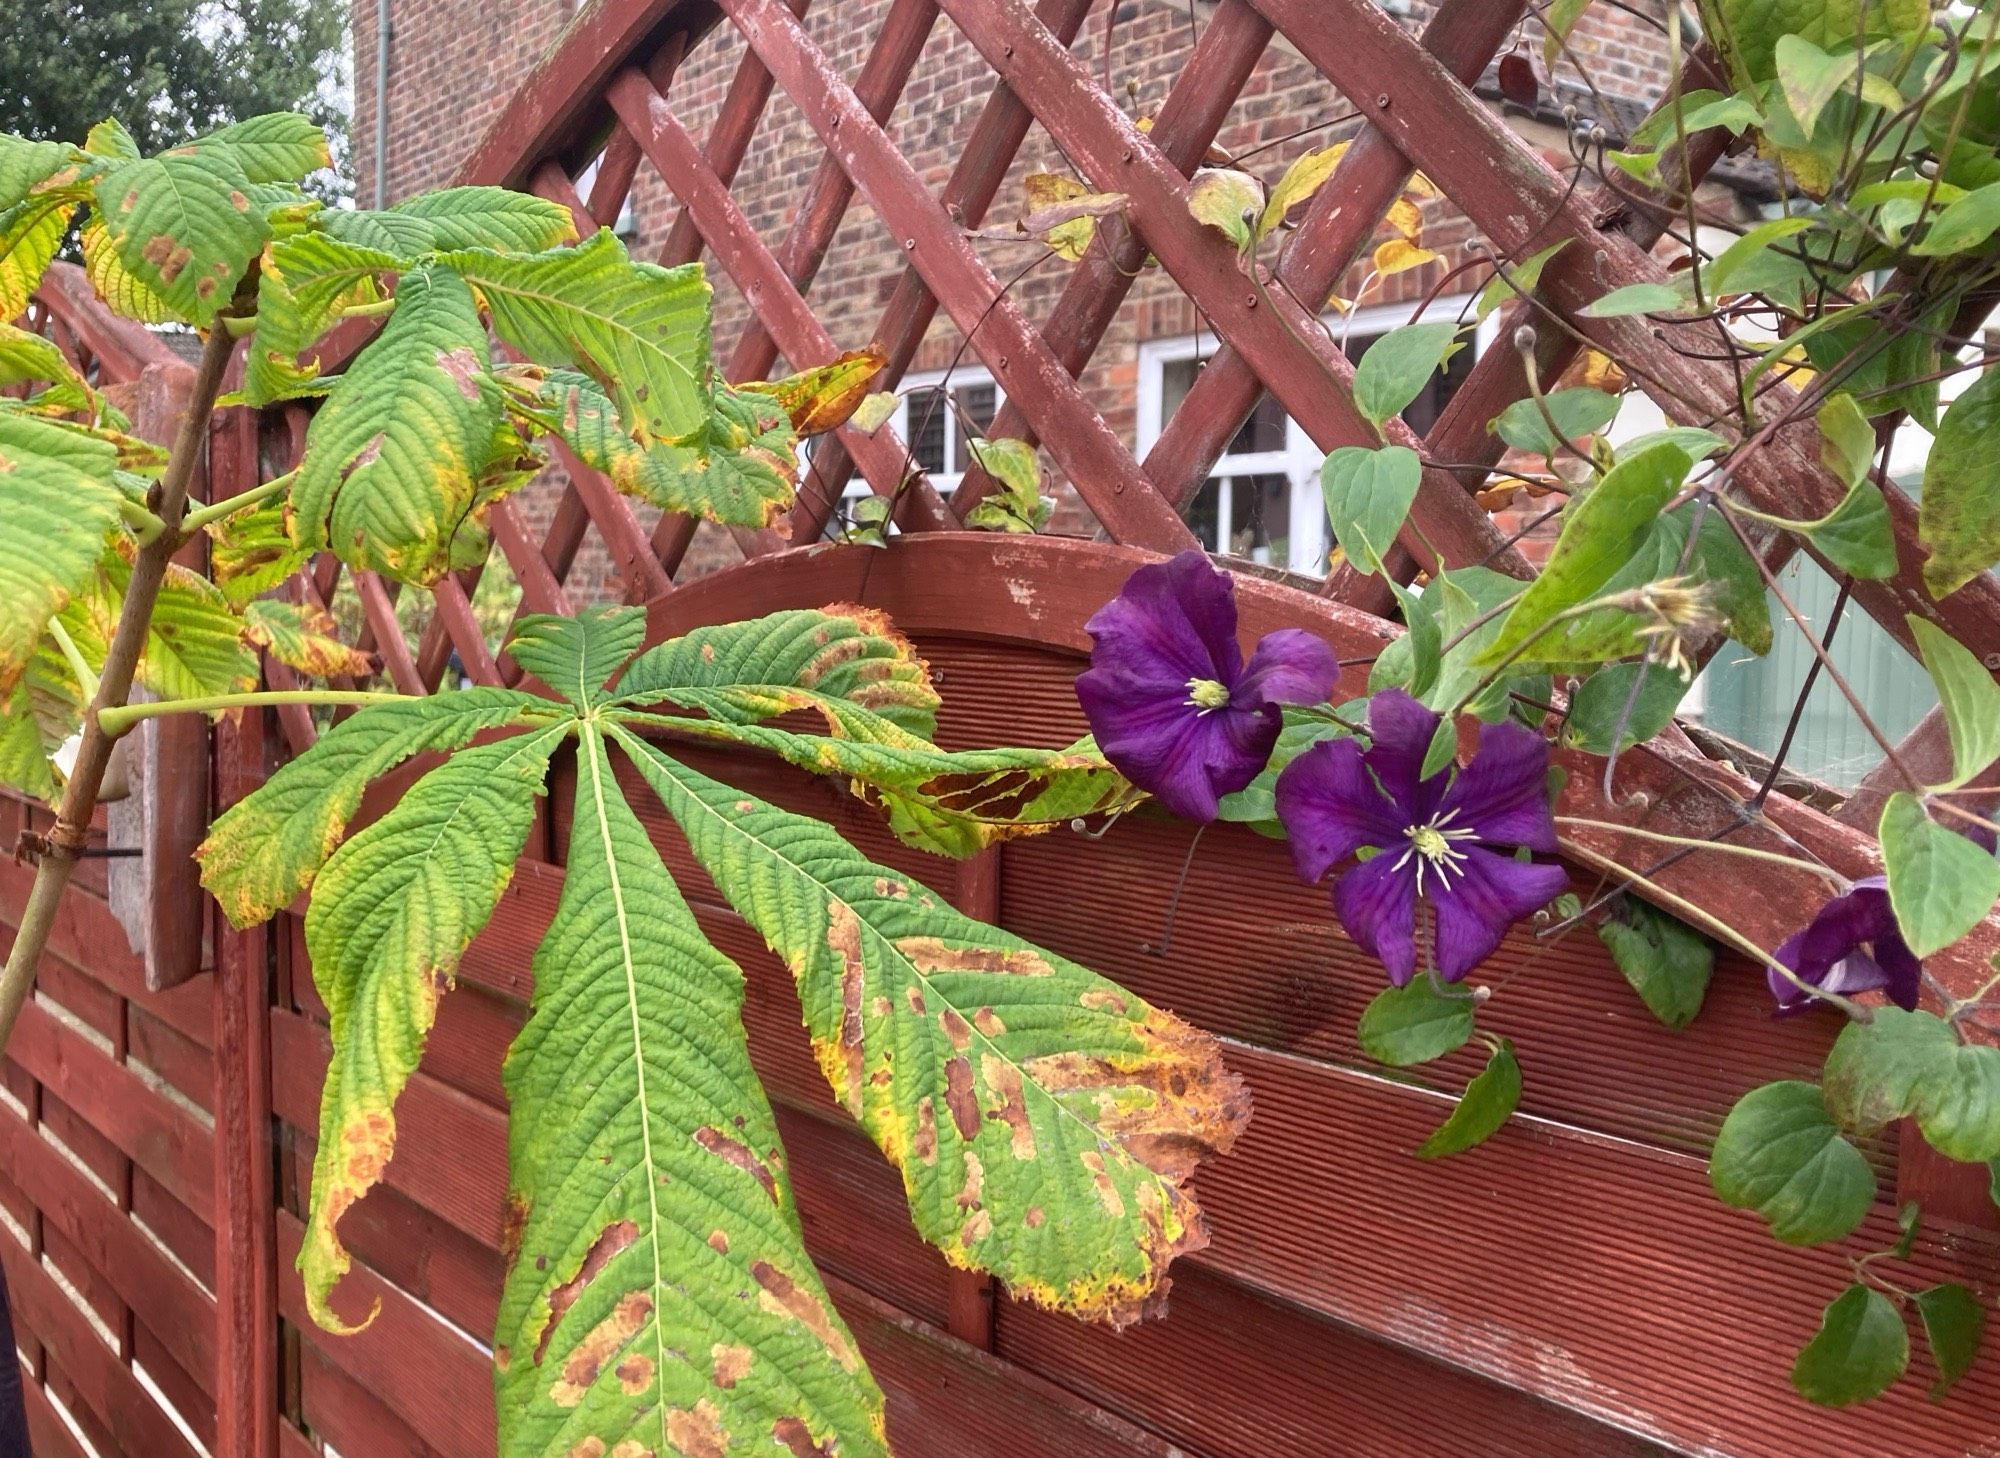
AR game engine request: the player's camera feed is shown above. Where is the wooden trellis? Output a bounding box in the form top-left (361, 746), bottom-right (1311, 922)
top-left (9, 1), bottom-right (2000, 1455)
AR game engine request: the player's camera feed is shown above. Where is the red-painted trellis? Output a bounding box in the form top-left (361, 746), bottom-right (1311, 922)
top-left (9, 0), bottom-right (2000, 1454)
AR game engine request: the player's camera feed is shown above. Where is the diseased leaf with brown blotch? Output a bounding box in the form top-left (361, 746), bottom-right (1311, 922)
top-left (617, 729), bottom-right (1249, 1326)
top-left (298, 723), bottom-right (568, 1332)
top-left (742, 347), bottom-right (886, 437)
top-left (609, 604), bottom-right (941, 738)
top-left (89, 144), bottom-right (270, 326)
top-left (1021, 172), bottom-right (1128, 261)
top-left (196, 687), bottom-right (551, 926)
top-left (241, 599), bottom-right (376, 679)
top-left (495, 725), bottom-right (886, 1458)
top-left (206, 497), bottom-right (311, 608)
top-left (0, 411), bottom-right (125, 696)
top-left (290, 264), bottom-right (503, 585)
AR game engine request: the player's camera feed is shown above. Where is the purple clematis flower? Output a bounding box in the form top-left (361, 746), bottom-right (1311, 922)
top-left (1274, 689), bottom-right (1570, 985)
top-left (1767, 876), bottom-right (1921, 1014)
top-left (1076, 551), bottom-right (1339, 822)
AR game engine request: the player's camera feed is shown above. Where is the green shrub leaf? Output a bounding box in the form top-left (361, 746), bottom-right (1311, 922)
top-left (1908, 617), bottom-right (2000, 791)
top-left (1913, 1283), bottom-right (1986, 1399)
top-left (196, 687), bottom-right (549, 926)
top-left (1822, 1006), bottom-right (2000, 1163)
top-left (90, 144), bottom-right (268, 325)
top-left (298, 724), bottom-right (568, 1332)
top-left (1920, 364), bottom-right (2000, 598)
top-left (0, 412), bottom-right (124, 696)
top-left (1356, 974), bottom-right (1477, 1067)
top-left (1594, 893), bottom-right (1712, 1029)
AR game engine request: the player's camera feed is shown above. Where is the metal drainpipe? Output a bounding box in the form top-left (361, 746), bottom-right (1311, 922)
top-left (373, 0), bottom-right (392, 207)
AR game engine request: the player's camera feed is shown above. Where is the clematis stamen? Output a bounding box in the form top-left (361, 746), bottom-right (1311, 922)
top-left (1185, 677), bottom-right (1231, 711)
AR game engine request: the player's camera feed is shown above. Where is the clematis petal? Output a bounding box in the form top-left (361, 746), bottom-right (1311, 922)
top-left (1436, 717), bottom-right (1558, 853)
top-left (1430, 846), bottom-right (1570, 981)
top-left (1764, 877), bottom-right (1902, 1011)
top-left (1276, 736), bottom-right (1407, 882)
top-left (1362, 688), bottom-right (1447, 820)
top-left (1081, 550), bottom-right (1244, 689)
top-left (1235, 628), bottom-right (1339, 710)
top-left (1332, 853), bottom-right (1420, 985)
top-left (1081, 685), bottom-right (1275, 821)
top-left (1871, 932), bottom-right (1924, 1012)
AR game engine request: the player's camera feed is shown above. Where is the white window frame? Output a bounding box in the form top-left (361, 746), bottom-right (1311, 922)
top-left (828, 363), bottom-right (1005, 517)
top-left (1137, 294), bottom-right (1490, 573)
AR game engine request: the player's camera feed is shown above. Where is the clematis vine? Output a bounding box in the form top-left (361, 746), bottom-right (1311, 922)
top-left (1766, 876), bottom-right (1921, 1015)
top-left (1275, 689), bottom-right (1569, 985)
top-left (1076, 551), bottom-right (1339, 821)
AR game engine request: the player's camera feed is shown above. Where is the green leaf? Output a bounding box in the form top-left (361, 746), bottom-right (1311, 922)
top-left (1803, 476), bottom-right (1898, 580)
top-left (1579, 281), bottom-right (1684, 318)
top-left (1187, 167), bottom-right (1263, 252)
top-left (1625, 92), bottom-right (1765, 148)
top-left (1593, 893), bottom-right (1712, 1028)
top-left (0, 411), bottom-right (124, 695)
top-left (1490, 387), bottom-right (1619, 457)
top-left (1564, 662), bottom-right (1690, 754)
top-left (1476, 239), bottom-right (1570, 323)
top-left (79, 214), bottom-right (176, 325)
top-left (506, 605), bottom-right (649, 708)
top-left (1321, 444), bottom-right (1421, 574)
top-left (321, 186), bottom-right (578, 257)
top-left (1710, 1081), bottom-right (1876, 1246)
top-left (298, 724), bottom-right (568, 1333)
top-left (1355, 973), bottom-right (1476, 1067)
top-left (442, 230), bottom-right (710, 442)
top-left (1793, 1285), bottom-right (1909, 1407)
top-left (497, 725), bottom-right (886, 1458)
top-left (199, 113), bottom-right (330, 184)
top-left (1, 135), bottom-right (78, 215)
top-left (0, 679), bottom-right (55, 801)
top-left (1381, 576), bottom-right (1443, 703)
top-left (0, 321), bottom-right (97, 414)
top-left (1879, 792), bottom-right (2000, 960)
top-left (1920, 363), bottom-right (2000, 598)
top-left (1615, 426), bottom-right (1729, 461)
top-left (1774, 34), bottom-right (1864, 140)
top-left (90, 144), bottom-right (269, 326)
top-left (243, 231), bottom-right (397, 406)
top-left (196, 687), bottom-right (549, 926)
top-left (1541, 0), bottom-right (1594, 66)
top-left (1912, 179), bottom-right (2000, 256)
top-left (1823, 1006), bottom-right (2000, 1162)
top-left (1912, 1284), bottom-right (1985, 1399)
top-left (1704, 214), bottom-right (1817, 294)
top-left (610, 606), bottom-right (940, 739)
top-left (963, 437), bottom-right (1049, 533)
top-left (615, 730), bottom-right (1247, 1325)
top-left (0, 197), bottom-right (68, 321)
top-left (1908, 617), bottom-right (2000, 790)
top-left (1479, 441), bottom-right (1692, 670)
top-left (1415, 1039), bottom-right (1521, 1158)
top-left (291, 264), bottom-right (503, 584)
top-left (1352, 322), bottom-right (1460, 431)
top-left (131, 560), bottom-right (258, 701)
top-left (83, 118), bottom-right (141, 160)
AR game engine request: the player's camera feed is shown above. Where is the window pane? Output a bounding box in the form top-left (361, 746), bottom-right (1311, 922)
top-left (959, 382), bottom-right (998, 434)
top-left (1231, 392), bottom-right (1288, 456)
top-left (1222, 474), bottom-right (1289, 565)
top-left (905, 388), bottom-right (948, 474)
top-left (1186, 478), bottom-right (1222, 551)
top-left (1161, 358), bottom-right (1198, 424)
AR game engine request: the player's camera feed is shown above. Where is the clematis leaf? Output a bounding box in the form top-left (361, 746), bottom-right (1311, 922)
top-left (1593, 893), bottom-right (1712, 1029)
top-left (1913, 1284), bottom-right (1985, 1400)
top-left (1822, 1006), bottom-right (2000, 1163)
top-left (1322, 444), bottom-right (1421, 573)
top-left (1907, 617), bottom-right (2000, 791)
top-left (1879, 793), bottom-right (2000, 960)
top-left (1792, 1285), bottom-right (1909, 1407)
top-left (1352, 322), bottom-right (1459, 431)
top-left (1710, 1080), bottom-right (1875, 1246)
top-left (1356, 974), bottom-right (1476, 1067)
top-left (1415, 1039), bottom-right (1521, 1158)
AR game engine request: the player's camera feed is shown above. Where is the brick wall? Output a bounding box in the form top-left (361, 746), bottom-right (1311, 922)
top-left (349, 0), bottom-right (1688, 597)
